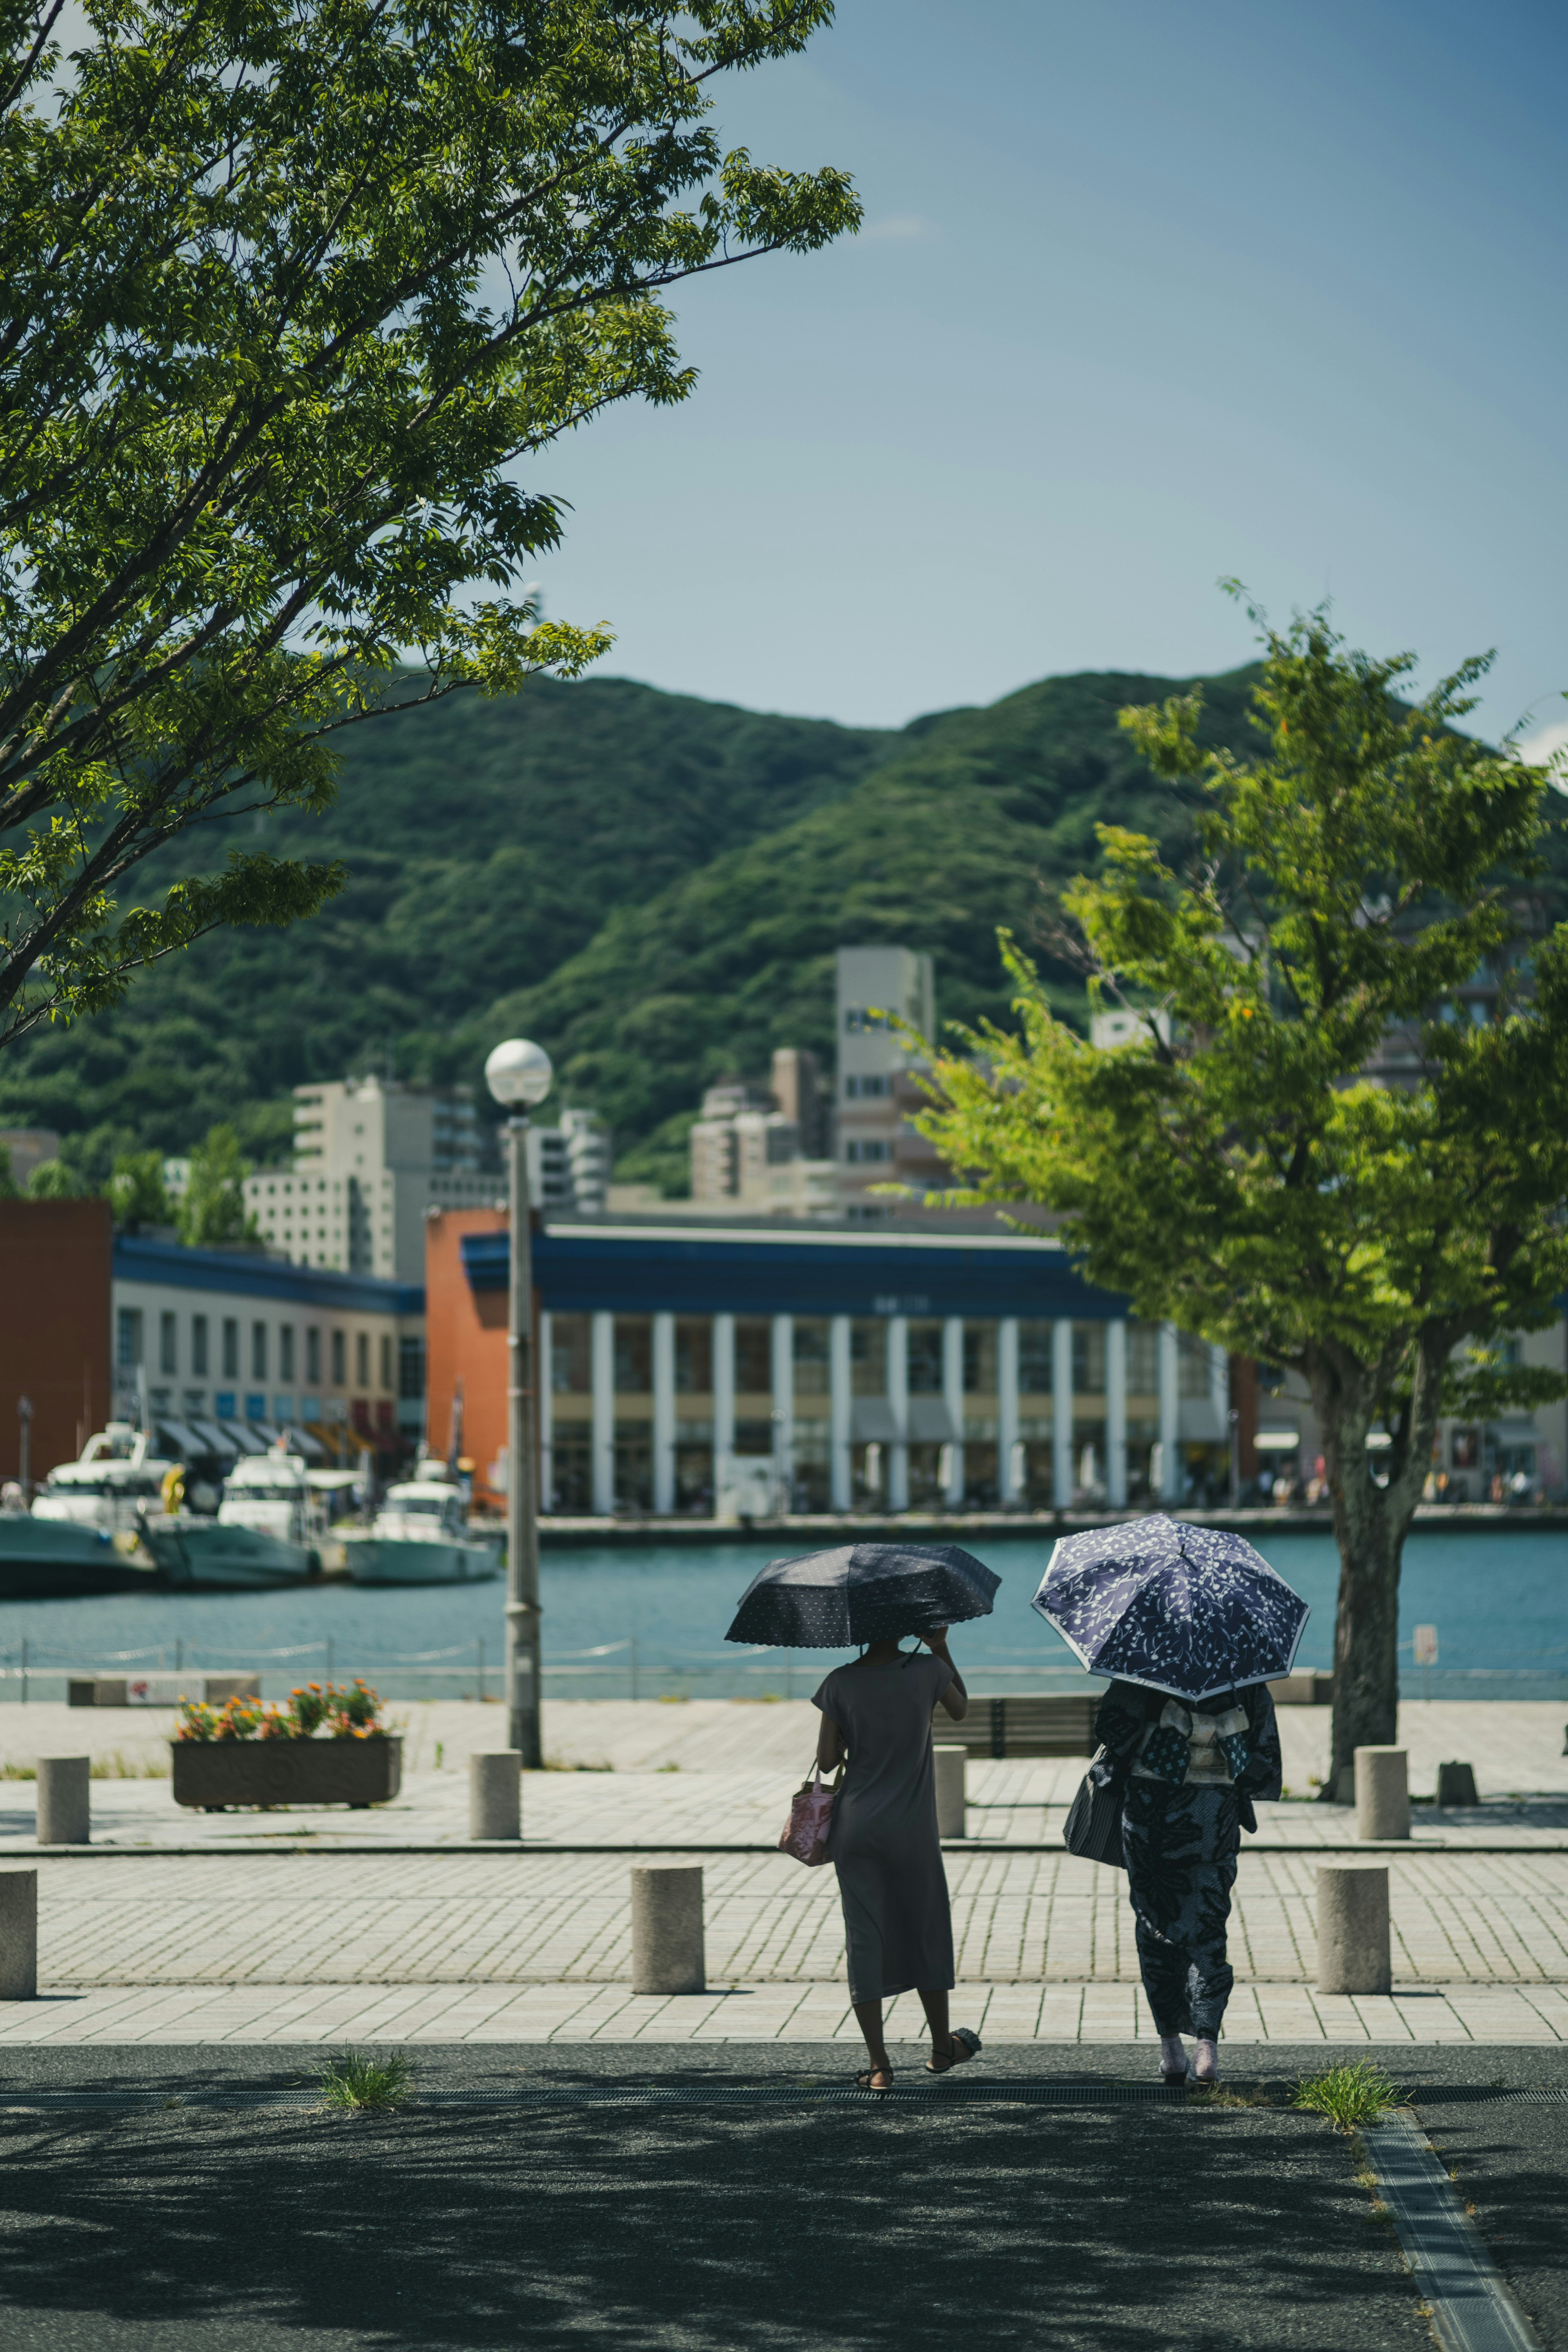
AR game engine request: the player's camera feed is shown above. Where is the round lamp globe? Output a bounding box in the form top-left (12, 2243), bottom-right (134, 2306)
top-left (485, 1037), bottom-right (553, 1109)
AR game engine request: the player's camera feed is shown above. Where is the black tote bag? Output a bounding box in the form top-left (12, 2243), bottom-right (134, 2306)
top-left (1062, 1746), bottom-right (1126, 1870)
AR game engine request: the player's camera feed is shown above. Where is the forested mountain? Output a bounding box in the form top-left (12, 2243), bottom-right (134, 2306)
top-left (2, 656), bottom-right (1304, 1189)
top-left (0, 677), bottom-right (889, 1176)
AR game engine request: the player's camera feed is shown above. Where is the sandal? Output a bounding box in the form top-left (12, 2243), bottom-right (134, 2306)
top-left (855, 2066), bottom-right (893, 2092)
top-left (926, 2028), bottom-right (982, 2075)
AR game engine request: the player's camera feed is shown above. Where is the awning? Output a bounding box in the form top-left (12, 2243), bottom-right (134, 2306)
top-left (1254, 1429), bottom-right (1301, 1454)
top-left (218, 1420), bottom-right (268, 1454)
top-left (906, 1397), bottom-right (958, 1444)
top-left (279, 1424), bottom-right (328, 1463)
top-left (851, 1398), bottom-right (901, 1444)
top-left (187, 1419), bottom-right (238, 1459)
top-left (153, 1418), bottom-right (210, 1460)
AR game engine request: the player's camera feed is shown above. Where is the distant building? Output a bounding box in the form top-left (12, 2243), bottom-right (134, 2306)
top-left (0, 1127), bottom-right (61, 1189)
top-left (242, 1076), bottom-right (499, 1281)
top-left (835, 945), bottom-right (949, 1214)
top-left (690, 1052), bottom-right (836, 1212)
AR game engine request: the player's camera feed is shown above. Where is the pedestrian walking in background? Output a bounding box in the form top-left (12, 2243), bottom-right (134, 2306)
top-left (814, 1628), bottom-right (982, 2090)
top-left (1089, 1677), bottom-right (1281, 2082)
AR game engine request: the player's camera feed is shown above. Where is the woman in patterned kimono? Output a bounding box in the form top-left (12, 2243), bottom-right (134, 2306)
top-left (1090, 1677), bottom-right (1281, 2085)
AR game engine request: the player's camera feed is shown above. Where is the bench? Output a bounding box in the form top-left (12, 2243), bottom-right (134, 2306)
top-left (932, 1694), bottom-right (1098, 1759)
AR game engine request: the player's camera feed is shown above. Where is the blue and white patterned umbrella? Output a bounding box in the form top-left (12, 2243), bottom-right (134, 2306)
top-left (1031, 1514), bottom-right (1308, 1702)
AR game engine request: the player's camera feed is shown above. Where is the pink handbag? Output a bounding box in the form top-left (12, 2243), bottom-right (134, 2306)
top-left (777, 1761), bottom-right (842, 1866)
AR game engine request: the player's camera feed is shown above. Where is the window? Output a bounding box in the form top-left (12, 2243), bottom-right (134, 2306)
top-left (116, 1307), bottom-right (143, 1370)
top-left (306, 1326), bottom-right (321, 1383)
top-left (613, 1317), bottom-right (650, 1393)
top-left (844, 1007), bottom-right (888, 1033)
top-left (793, 1319), bottom-right (829, 1397)
top-left (379, 1334), bottom-right (393, 1392)
top-left (851, 1319), bottom-right (887, 1396)
top-left (159, 1311), bottom-right (177, 1376)
top-left (844, 1140), bottom-right (890, 1164)
top-left (1128, 1322), bottom-right (1161, 1397)
top-left (222, 1317), bottom-right (239, 1378)
top-left (331, 1329), bottom-right (345, 1385)
top-left (734, 1318), bottom-right (772, 1397)
top-left (279, 1325), bottom-right (295, 1381)
top-left (844, 1074), bottom-right (889, 1099)
top-left (1073, 1324), bottom-right (1106, 1395)
top-left (356, 1332), bottom-right (370, 1387)
top-left (907, 1321), bottom-right (944, 1394)
top-left (192, 1315), bottom-right (209, 1377)
top-left (1178, 1331), bottom-right (1210, 1400)
top-left (550, 1317), bottom-right (590, 1394)
top-left (1018, 1321), bottom-right (1053, 1395)
top-left (963, 1323), bottom-right (997, 1395)
top-left (398, 1334), bottom-right (425, 1401)
top-left (252, 1322), bottom-right (268, 1381)
top-left (675, 1318), bottom-right (712, 1394)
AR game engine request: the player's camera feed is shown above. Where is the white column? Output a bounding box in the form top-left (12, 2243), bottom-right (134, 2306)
top-left (830, 1315), bottom-right (852, 1511)
top-left (652, 1311), bottom-right (675, 1516)
top-left (590, 1311), bottom-right (615, 1516)
top-left (886, 1316), bottom-right (909, 1511)
top-left (1107, 1319), bottom-right (1127, 1508)
top-left (942, 1316), bottom-right (964, 1506)
top-left (538, 1310), bottom-right (554, 1513)
top-left (998, 1317), bottom-right (1021, 1504)
top-left (1158, 1322), bottom-right (1180, 1501)
top-left (713, 1313), bottom-right (735, 1512)
top-left (1052, 1319), bottom-right (1074, 1509)
top-left (771, 1314), bottom-right (794, 1512)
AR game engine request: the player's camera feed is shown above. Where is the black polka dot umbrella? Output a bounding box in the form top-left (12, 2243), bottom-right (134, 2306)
top-left (725, 1541), bottom-right (1001, 1649)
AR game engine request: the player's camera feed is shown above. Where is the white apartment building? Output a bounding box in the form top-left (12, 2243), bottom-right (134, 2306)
top-left (243, 1078), bottom-right (497, 1281)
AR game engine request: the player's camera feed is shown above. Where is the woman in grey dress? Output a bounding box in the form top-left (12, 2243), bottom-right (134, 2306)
top-left (813, 1627), bottom-right (982, 2091)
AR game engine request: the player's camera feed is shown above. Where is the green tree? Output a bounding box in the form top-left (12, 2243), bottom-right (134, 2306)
top-left (0, 0), bottom-right (856, 1055)
top-left (108, 1147), bottom-right (171, 1232)
top-left (0, 1140), bottom-right (15, 1196)
top-left (177, 1125), bottom-right (255, 1247)
top-left (913, 609), bottom-right (1568, 1780)
top-left (26, 1152), bottom-right (80, 1195)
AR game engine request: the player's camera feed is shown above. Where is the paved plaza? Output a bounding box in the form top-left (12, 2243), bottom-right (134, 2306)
top-left (0, 1698), bottom-right (1563, 2045)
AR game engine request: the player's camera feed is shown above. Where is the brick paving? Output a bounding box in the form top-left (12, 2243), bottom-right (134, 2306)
top-left (1, 1697), bottom-right (1566, 2046)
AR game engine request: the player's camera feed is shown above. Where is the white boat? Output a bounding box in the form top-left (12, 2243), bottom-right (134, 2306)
top-left (141, 1449), bottom-right (322, 1589)
top-left (341, 1480), bottom-right (501, 1586)
top-left (0, 1424), bottom-right (172, 1596)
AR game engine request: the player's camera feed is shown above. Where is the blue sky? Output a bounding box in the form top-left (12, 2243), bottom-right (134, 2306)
top-left (528, 0), bottom-right (1568, 753)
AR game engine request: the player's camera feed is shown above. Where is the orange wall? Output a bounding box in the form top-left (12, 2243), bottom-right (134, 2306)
top-left (424, 1207), bottom-right (517, 1509)
top-left (0, 1199), bottom-right (113, 1483)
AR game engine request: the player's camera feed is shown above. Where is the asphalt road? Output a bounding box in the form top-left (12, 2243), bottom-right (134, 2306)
top-left (0, 2041), bottom-right (1468, 2352)
top-left (1414, 2070), bottom-right (1568, 2352)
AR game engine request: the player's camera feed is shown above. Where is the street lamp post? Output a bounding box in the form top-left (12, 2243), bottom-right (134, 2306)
top-left (485, 1037), bottom-right (554, 1770)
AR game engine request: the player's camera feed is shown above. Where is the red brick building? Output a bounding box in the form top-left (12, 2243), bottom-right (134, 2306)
top-left (0, 1199), bottom-right (113, 1485)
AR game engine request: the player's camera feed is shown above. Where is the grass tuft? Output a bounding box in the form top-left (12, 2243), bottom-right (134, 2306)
top-left (1292, 2059), bottom-right (1403, 2133)
top-left (316, 2050), bottom-right (412, 2113)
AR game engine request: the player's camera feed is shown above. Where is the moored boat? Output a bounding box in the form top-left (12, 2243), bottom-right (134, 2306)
top-left (0, 1423), bottom-right (172, 1595)
top-left (341, 1480), bottom-right (501, 1586)
top-left (140, 1448), bottom-right (321, 1590)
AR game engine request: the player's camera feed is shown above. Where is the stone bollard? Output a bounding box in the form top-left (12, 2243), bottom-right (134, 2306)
top-left (0, 1869), bottom-right (38, 1999)
top-left (631, 1865), bottom-right (705, 1996)
top-left (934, 1744), bottom-right (966, 1840)
top-left (469, 1751), bottom-right (521, 1841)
top-left (1355, 1746), bottom-right (1410, 1840)
top-left (36, 1756), bottom-right (91, 1846)
top-left (1436, 1761), bottom-right (1479, 1808)
top-left (1317, 1864), bottom-right (1391, 1995)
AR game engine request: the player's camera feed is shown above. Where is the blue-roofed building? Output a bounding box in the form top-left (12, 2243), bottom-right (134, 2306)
top-left (426, 1208), bottom-right (1232, 1520)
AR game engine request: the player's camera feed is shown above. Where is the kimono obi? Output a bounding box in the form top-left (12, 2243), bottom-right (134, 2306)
top-left (1131, 1697), bottom-right (1250, 1788)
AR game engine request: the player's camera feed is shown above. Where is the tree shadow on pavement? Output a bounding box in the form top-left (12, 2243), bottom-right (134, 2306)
top-left (0, 2099), bottom-right (1430, 2352)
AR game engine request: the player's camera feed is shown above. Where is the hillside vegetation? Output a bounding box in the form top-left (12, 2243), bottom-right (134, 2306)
top-left (0, 654), bottom-right (1414, 1192)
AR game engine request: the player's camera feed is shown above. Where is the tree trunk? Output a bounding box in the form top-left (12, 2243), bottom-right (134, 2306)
top-left (1312, 1346), bottom-right (1440, 1795)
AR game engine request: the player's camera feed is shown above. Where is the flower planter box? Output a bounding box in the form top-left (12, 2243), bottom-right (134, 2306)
top-left (171, 1736), bottom-right (402, 1811)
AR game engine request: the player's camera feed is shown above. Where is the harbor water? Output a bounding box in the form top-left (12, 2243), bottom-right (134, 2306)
top-left (0, 1530), bottom-right (1565, 1704)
